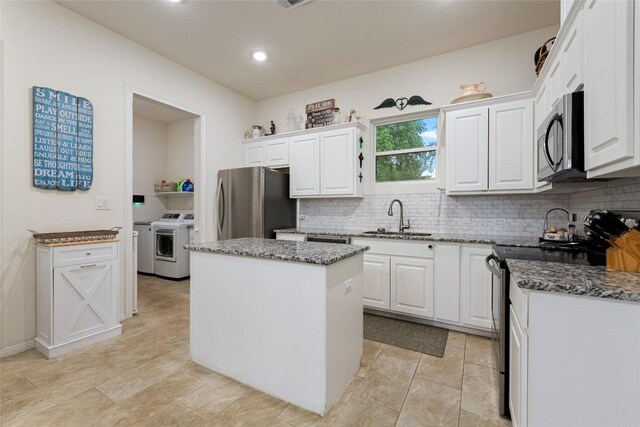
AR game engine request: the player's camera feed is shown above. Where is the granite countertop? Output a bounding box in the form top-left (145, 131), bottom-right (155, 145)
top-left (275, 228), bottom-right (540, 247)
top-left (507, 259), bottom-right (640, 303)
top-left (185, 237), bottom-right (369, 266)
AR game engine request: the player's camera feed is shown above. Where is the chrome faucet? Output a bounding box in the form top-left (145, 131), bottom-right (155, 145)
top-left (388, 199), bottom-right (410, 233)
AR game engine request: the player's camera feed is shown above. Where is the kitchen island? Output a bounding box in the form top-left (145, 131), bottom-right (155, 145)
top-left (505, 259), bottom-right (640, 427)
top-left (185, 238), bottom-right (368, 416)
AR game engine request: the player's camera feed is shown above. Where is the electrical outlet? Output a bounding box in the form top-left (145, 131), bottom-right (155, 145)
top-left (494, 217), bottom-right (507, 225)
top-left (344, 279), bottom-right (352, 293)
top-left (95, 197), bottom-right (111, 210)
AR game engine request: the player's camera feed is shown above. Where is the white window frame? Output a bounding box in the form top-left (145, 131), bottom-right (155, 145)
top-left (366, 109), bottom-right (444, 195)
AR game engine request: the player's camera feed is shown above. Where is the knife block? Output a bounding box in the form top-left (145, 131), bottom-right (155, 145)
top-left (607, 230), bottom-right (640, 272)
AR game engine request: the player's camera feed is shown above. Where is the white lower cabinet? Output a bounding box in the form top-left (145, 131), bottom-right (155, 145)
top-left (460, 246), bottom-right (493, 330)
top-left (279, 232), bottom-right (493, 333)
top-left (509, 305), bottom-right (527, 427)
top-left (434, 244), bottom-right (460, 323)
top-left (53, 261), bottom-right (118, 345)
top-left (35, 241), bottom-right (121, 358)
top-left (390, 257), bottom-right (434, 318)
top-left (510, 282), bottom-right (640, 426)
top-left (362, 254), bottom-right (391, 309)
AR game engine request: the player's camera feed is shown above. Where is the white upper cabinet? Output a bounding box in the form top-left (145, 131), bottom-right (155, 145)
top-left (243, 141), bottom-right (264, 166)
top-left (584, 0), bottom-right (634, 174)
top-left (446, 106), bottom-right (489, 193)
top-left (560, 0), bottom-right (576, 26)
top-left (265, 138), bottom-right (289, 167)
top-left (561, 8), bottom-right (584, 93)
top-left (289, 133), bottom-right (321, 196)
top-left (289, 123), bottom-right (365, 198)
top-left (489, 100), bottom-right (534, 191)
top-left (320, 128), bottom-right (356, 196)
top-left (546, 57), bottom-right (563, 111)
top-left (445, 94), bottom-right (535, 194)
top-left (534, 83), bottom-right (548, 131)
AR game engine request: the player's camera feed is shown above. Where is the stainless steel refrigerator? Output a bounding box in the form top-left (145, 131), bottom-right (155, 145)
top-left (216, 167), bottom-right (296, 240)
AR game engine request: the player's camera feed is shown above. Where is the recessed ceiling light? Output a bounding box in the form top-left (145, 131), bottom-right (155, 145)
top-left (167, 0), bottom-right (182, 3)
top-left (252, 51), bottom-right (268, 62)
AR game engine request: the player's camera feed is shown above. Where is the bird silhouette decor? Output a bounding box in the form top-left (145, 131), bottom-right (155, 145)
top-left (374, 96), bottom-right (432, 111)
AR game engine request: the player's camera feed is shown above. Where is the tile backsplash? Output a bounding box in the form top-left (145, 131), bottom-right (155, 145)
top-left (569, 177), bottom-right (640, 221)
top-left (298, 178), bottom-right (640, 237)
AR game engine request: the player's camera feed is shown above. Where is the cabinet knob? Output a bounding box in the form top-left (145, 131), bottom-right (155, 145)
top-left (86, 252), bottom-right (91, 256)
top-left (428, 245), bottom-right (433, 249)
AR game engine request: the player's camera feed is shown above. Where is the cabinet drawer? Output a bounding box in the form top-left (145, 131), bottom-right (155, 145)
top-left (351, 238), bottom-right (434, 258)
top-left (53, 242), bottom-right (118, 268)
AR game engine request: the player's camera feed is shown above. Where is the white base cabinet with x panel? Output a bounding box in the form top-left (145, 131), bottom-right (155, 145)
top-left (35, 241), bottom-right (121, 358)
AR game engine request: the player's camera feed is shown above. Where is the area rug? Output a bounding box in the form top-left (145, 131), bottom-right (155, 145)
top-left (363, 313), bottom-right (449, 358)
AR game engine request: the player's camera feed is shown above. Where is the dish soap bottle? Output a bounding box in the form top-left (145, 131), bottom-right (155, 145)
top-left (181, 178), bottom-right (194, 193)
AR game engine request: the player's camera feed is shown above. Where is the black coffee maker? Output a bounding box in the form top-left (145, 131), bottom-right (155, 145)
top-left (584, 210), bottom-right (640, 266)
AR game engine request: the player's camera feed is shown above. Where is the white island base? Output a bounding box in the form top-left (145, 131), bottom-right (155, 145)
top-left (190, 251), bottom-right (364, 416)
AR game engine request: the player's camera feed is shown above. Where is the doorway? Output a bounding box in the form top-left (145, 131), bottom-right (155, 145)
top-left (123, 87), bottom-right (205, 320)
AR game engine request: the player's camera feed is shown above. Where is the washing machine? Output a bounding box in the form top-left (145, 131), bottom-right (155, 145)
top-left (154, 212), bottom-right (193, 280)
top-left (133, 221), bottom-right (155, 274)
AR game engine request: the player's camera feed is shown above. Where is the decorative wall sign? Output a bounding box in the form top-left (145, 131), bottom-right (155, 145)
top-left (305, 98), bottom-right (335, 128)
top-left (373, 96), bottom-right (432, 111)
top-left (32, 87), bottom-right (93, 191)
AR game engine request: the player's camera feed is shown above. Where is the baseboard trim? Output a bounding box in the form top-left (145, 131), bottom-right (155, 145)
top-left (34, 325), bottom-right (122, 358)
top-left (0, 340), bottom-right (35, 358)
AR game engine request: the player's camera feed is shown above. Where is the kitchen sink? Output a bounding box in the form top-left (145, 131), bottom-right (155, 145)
top-left (363, 231), bottom-right (432, 237)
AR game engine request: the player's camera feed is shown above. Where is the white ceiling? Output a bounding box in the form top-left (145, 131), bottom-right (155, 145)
top-left (133, 95), bottom-right (197, 124)
top-left (58, 0), bottom-right (559, 101)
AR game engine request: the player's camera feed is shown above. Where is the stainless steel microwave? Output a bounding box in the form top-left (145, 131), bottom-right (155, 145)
top-left (537, 91), bottom-right (585, 182)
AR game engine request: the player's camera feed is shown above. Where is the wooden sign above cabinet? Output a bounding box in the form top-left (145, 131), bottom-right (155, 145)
top-left (305, 98), bottom-right (335, 128)
top-left (32, 86), bottom-right (94, 191)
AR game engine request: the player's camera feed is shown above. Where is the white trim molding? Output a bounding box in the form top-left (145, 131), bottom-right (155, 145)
top-left (123, 84), bottom-right (206, 321)
top-left (366, 109), bottom-right (445, 195)
top-left (1, 340), bottom-right (35, 358)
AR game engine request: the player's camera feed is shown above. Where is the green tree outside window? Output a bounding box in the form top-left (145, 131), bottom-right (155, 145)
top-left (375, 116), bottom-right (438, 182)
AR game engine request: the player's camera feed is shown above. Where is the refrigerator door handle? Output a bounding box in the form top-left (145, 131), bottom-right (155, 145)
top-left (217, 177), bottom-right (225, 238)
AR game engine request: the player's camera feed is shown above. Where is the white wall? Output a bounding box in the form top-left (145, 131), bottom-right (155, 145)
top-left (166, 118), bottom-right (195, 212)
top-left (0, 1), bottom-right (254, 351)
top-left (256, 25), bottom-right (559, 131)
top-left (255, 25), bottom-right (562, 236)
top-left (166, 118), bottom-right (195, 182)
top-left (132, 115), bottom-right (168, 223)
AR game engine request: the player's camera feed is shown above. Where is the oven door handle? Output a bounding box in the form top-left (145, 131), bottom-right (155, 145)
top-left (485, 254), bottom-right (502, 277)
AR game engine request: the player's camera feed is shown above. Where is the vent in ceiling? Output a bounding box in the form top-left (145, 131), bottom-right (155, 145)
top-left (275, 0), bottom-right (313, 11)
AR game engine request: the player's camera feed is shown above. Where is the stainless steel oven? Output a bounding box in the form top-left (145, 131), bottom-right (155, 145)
top-left (537, 91), bottom-right (585, 182)
top-left (485, 252), bottom-right (510, 418)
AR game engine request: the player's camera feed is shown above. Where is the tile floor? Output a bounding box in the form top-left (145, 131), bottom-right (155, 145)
top-left (0, 275), bottom-right (511, 426)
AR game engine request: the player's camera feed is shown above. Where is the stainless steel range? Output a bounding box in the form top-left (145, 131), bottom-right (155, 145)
top-left (485, 252), bottom-right (509, 418)
top-left (485, 242), bottom-right (591, 419)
